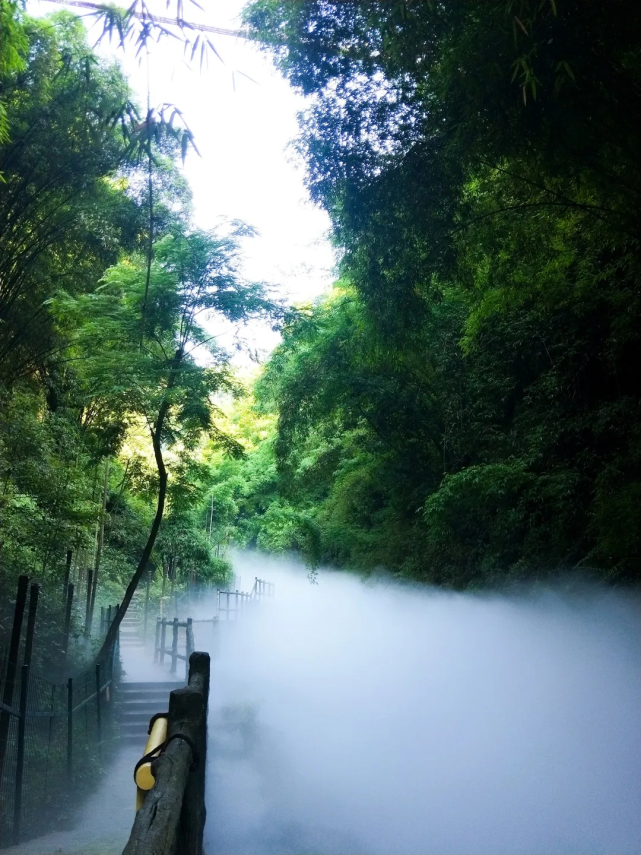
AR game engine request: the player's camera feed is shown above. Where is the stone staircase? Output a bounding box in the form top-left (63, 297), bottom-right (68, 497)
top-left (119, 605), bottom-right (145, 652)
top-left (117, 601), bottom-right (172, 744)
top-left (117, 681), bottom-right (181, 744)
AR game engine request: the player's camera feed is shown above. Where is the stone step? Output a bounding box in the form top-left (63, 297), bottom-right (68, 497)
top-left (120, 710), bottom-right (159, 725)
top-left (121, 731), bottom-right (149, 745)
top-left (118, 691), bottom-right (171, 703)
top-left (120, 681), bottom-right (181, 691)
top-left (120, 720), bottom-right (150, 735)
top-left (118, 694), bottom-right (174, 705)
top-left (116, 680), bottom-right (181, 744)
top-left (118, 684), bottom-right (182, 702)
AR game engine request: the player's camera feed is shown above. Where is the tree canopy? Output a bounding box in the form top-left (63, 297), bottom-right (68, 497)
top-left (210, 0), bottom-right (641, 585)
top-left (2, 0), bottom-right (641, 628)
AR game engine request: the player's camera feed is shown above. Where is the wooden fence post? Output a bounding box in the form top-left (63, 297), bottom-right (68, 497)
top-left (154, 617), bottom-right (161, 663)
top-left (185, 618), bottom-right (193, 681)
top-left (160, 619), bottom-right (167, 664)
top-left (177, 652), bottom-right (209, 854)
top-left (144, 571), bottom-right (151, 636)
top-left (171, 618), bottom-right (178, 674)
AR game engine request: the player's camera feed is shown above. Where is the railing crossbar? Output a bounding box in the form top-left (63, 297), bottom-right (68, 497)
top-left (1, 678), bottom-right (113, 718)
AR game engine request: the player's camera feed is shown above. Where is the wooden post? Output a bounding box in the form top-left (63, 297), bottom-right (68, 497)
top-left (177, 652), bottom-right (209, 854)
top-left (63, 548), bottom-right (73, 602)
top-left (95, 662), bottom-right (102, 747)
top-left (67, 677), bottom-right (73, 782)
top-left (0, 575), bottom-right (29, 786)
top-left (185, 618), bottom-right (193, 681)
top-left (144, 571), bottom-right (151, 636)
top-left (171, 618), bottom-right (178, 674)
top-left (154, 617), bottom-right (161, 663)
top-left (122, 652), bottom-right (210, 855)
top-left (12, 663), bottom-right (29, 845)
top-left (160, 563), bottom-right (167, 617)
top-left (160, 619), bottom-right (167, 664)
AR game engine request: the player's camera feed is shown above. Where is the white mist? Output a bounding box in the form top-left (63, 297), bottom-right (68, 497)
top-left (191, 551), bottom-right (641, 855)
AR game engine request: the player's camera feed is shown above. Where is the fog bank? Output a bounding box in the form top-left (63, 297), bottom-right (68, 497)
top-left (192, 551), bottom-right (640, 855)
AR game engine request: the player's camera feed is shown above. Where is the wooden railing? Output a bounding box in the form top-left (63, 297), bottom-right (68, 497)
top-left (153, 618), bottom-right (194, 679)
top-left (251, 577), bottom-right (275, 600)
top-left (214, 578), bottom-right (275, 622)
top-left (123, 652), bottom-right (210, 855)
top-left (216, 590), bottom-right (251, 621)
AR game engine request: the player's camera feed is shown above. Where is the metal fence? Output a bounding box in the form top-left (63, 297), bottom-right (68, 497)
top-left (0, 644), bottom-right (118, 847)
top-left (0, 577), bottom-right (120, 849)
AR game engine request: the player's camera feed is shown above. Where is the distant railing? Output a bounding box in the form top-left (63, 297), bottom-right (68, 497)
top-left (217, 590), bottom-right (252, 621)
top-left (214, 578), bottom-right (275, 622)
top-left (251, 577), bottom-right (275, 600)
top-left (153, 618), bottom-right (194, 679)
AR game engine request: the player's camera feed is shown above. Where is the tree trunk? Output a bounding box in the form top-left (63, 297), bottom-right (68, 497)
top-left (88, 458), bottom-right (109, 634)
top-left (96, 345), bottom-right (183, 661)
top-left (96, 403), bottom-right (169, 661)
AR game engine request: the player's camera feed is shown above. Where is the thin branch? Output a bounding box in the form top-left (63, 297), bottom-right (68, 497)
top-left (40, 0), bottom-right (252, 40)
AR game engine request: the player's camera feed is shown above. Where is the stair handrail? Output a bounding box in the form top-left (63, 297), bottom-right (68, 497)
top-left (123, 652), bottom-right (210, 855)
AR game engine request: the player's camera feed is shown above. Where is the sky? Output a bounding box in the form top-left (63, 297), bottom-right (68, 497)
top-left (31, 0), bottom-right (336, 362)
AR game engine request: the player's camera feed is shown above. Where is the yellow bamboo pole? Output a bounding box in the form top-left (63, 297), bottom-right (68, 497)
top-left (135, 714), bottom-right (168, 808)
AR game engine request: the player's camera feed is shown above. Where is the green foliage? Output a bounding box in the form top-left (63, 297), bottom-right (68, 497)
top-left (0, 13), bottom-right (138, 386)
top-left (0, 12), bottom-right (269, 655)
top-left (224, 0), bottom-right (641, 586)
top-left (0, 1), bottom-right (28, 144)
